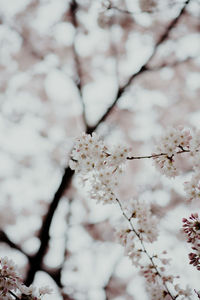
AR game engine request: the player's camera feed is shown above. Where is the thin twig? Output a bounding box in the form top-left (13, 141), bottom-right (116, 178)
top-left (126, 148), bottom-right (190, 160)
top-left (105, 0), bottom-right (192, 15)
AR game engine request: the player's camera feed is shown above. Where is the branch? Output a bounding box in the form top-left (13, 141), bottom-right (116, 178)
top-left (126, 148), bottom-right (190, 160)
top-left (87, 0), bottom-right (190, 134)
top-left (70, 0), bottom-right (88, 129)
top-left (115, 198), bottom-right (177, 300)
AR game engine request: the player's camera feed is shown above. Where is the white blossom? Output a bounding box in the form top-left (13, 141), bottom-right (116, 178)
top-left (153, 127), bottom-right (191, 178)
top-left (70, 133), bottom-right (130, 204)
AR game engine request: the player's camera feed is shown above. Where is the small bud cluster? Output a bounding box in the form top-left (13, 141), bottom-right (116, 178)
top-left (182, 213), bottom-right (200, 271)
top-left (153, 127), bottom-right (191, 178)
top-left (70, 133), bottom-right (130, 204)
top-left (0, 256), bottom-right (52, 300)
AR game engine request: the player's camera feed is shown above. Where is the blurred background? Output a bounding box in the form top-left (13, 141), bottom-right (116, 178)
top-left (0, 0), bottom-right (200, 299)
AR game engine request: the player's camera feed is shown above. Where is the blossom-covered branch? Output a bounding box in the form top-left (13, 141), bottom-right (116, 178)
top-left (115, 198), bottom-right (191, 300)
top-left (69, 128), bottom-right (199, 299)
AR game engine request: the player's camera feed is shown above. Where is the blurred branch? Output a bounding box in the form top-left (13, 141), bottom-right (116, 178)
top-left (86, 0), bottom-right (190, 134)
top-left (69, 0), bottom-right (88, 129)
top-left (0, 230), bottom-right (30, 259)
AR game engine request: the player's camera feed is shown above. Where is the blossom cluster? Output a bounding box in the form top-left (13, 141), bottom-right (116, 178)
top-left (152, 126), bottom-right (192, 178)
top-left (145, 276), bottom-right (192, 300)
top-left (115, 199), bottom-right (192, 300)
top-left (184, 172), bottom-right (200, 202)
top-left (152, 127), bottom-right (200, 204)
top-left (182, 213), bottom-right (200, 271)
top-left (141, 251), bottom-right (192, 300)
top-left (123, 198), bottom-right (158, 243)
top-left (0, 256), bottom-right (52, 300)
top-left (116, 223), bottom-right (192, 300)
top-left (69, 132), bottom-right (130, 204)
top-left (69, 130), bottom-right (199, 299)
top-left (116, 199), bottom-right (158, 269)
